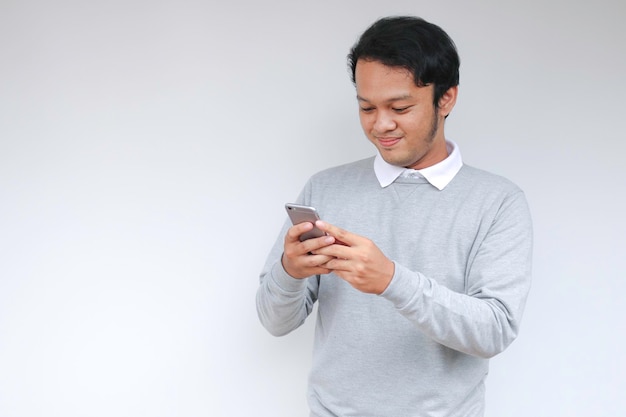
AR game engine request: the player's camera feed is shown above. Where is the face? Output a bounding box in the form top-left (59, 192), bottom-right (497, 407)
top-left (355, 59), bottom-right (457, 170)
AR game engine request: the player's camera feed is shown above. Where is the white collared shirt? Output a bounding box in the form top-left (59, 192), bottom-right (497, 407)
top-left (373, 140), bottom-right (463, 191)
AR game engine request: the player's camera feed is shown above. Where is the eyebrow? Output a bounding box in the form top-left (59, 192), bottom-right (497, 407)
top-left (356, 94), bottom-right (413, 103)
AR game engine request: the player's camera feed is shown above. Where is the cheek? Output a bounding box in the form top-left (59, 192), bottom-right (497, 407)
top-left (403, 115), bottom-right (428, 135)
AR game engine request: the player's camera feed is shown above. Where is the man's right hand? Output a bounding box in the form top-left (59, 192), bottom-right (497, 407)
top-left (281, 222), bottom-right (336, 279)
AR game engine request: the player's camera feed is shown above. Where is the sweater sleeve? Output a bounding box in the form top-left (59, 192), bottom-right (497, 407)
top-left (380, 190), bottom-right (533, 358)
top-left (255, 220), bottom-right (319, 337)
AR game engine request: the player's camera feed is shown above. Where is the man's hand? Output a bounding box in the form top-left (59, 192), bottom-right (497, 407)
top-left (282, 222), bottom-right (337, 279)
top-left (313, 221), bottom-right (395, 295)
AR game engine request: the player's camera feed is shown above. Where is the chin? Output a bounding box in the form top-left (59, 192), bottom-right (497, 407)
top-left (379, 152), bottom-right (411, 168)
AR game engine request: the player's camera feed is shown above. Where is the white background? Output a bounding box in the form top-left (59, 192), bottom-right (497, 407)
top-left (1, 0), bottom-right (624, 416)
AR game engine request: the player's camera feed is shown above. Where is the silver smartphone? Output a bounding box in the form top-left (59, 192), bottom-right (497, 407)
top-left (285, 203), bottom-right (326, 241)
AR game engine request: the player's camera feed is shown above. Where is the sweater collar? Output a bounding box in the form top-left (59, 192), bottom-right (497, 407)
top-left (374, 140), bottom-right (463, 191)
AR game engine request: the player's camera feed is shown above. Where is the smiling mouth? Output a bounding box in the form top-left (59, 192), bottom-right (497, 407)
top-left (377, 137), bottom-right (402, 148)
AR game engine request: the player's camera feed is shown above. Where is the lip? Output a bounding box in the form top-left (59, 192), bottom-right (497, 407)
top-left (376, 136), bottom-right (402, 148)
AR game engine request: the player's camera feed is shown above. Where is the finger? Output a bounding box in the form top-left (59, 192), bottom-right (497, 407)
top-left (285, 222), bottom-right (314, 243)
top-left (315, 221), bottom-right (358, 246)
top-left (321, 256), bottom-right (351, 273)
top-left (302, 234), bottom-right (336, 252)
top-left (313, 242), bottom-right (352, 260)
top-left (285, 233), bottom-right (336, 264)
top-left (281, 252), bottom-right (333, 279)
top-left (306, 254), bottom-right (336, 268)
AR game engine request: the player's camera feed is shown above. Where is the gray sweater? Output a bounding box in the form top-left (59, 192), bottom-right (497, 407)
top-left (257, 157), bottom-right (533, 417)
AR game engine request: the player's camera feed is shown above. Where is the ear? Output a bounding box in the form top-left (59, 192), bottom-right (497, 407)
top-left (438, 86), bottom-right (458, 117)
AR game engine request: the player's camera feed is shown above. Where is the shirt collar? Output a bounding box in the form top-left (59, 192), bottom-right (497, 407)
top-left (374, 140), bottom-right (463, 190)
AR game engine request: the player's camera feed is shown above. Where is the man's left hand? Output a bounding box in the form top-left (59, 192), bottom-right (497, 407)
top-left (312, 220), bottom-right (395, 295)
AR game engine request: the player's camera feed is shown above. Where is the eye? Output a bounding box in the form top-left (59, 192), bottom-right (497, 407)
top-left (392, 106), bottom-right (411, 113)
top-left (359, 107), bottom-right (375, 113)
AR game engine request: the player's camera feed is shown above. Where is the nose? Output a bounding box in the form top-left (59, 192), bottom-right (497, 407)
top-left (373, 110), bottom-right (396, 133)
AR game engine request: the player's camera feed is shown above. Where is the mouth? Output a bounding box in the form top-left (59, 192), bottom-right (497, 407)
top-left (376, 136), bottom-right (402, 148)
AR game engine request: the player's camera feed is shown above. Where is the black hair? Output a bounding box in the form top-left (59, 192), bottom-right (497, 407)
top-left (348, 16), bottom-right (460, 107)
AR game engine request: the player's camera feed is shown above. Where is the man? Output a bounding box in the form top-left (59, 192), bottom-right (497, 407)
top-left (256, 16), bottom-right (532, 417)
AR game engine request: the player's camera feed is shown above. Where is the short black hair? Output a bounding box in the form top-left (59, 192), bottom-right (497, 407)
top-left (348, 16), bottom-right (460, 107)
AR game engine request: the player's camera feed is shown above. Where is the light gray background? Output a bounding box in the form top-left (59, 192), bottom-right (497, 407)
top-left (1, 0), bottom-right (624, 416)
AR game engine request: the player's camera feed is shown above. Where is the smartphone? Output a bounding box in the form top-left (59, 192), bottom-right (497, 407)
top-left (285, 203), bottom-right (326, 241)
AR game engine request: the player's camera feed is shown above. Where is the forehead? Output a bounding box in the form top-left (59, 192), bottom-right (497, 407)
top-left (355, 59), bottom-right (431, 101)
